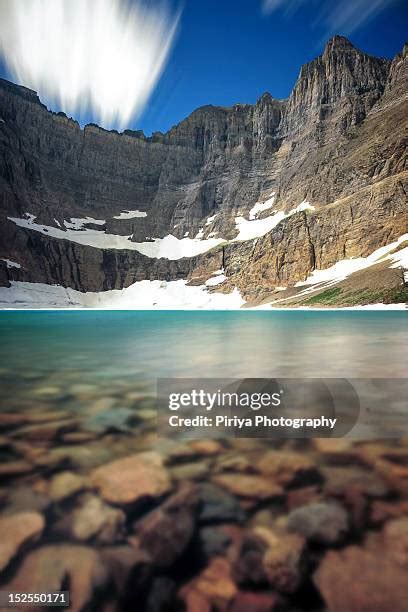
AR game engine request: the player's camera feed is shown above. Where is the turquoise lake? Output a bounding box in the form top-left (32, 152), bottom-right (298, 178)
top-left (0, 311), bottom-right (407, 386)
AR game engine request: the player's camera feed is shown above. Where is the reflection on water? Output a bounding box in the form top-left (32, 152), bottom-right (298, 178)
top-left (1, 311), bottom-right (407, 387)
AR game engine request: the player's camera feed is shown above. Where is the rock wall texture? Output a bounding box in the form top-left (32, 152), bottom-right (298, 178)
top-left (0, 36), bottom-right (407, 299)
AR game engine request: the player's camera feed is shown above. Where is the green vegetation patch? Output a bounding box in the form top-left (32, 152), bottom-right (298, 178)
top-left (299, 285), bottom-right (408, 307)
top-left (303, 287), bottom-right (343, 305)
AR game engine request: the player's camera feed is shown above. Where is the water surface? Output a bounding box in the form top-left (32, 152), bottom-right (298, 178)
top-left (0, 311), bottom-right (406, 415)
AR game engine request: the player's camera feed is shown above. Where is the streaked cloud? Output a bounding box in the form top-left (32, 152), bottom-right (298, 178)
top-left (262, 0), bottom-right (396, 35)
top-left (0, 0), bottom-right (180, 130)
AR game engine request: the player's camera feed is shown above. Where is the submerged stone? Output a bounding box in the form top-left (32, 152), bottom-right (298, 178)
top-left (0, 511), bottom-right (45, 571)
top-left (91, 452), bottom-right (172, 504)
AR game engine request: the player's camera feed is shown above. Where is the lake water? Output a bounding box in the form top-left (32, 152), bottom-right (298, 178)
top-left (1, 310), bottom-right (407, 381)
top-left (0, 310), bottom-right (407, 610)
top-left (1, 310), bottom-right (407, 425)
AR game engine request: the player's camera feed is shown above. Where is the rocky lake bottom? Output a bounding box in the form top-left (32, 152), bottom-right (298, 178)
top-left (0, 311), bottom-right (407, 611)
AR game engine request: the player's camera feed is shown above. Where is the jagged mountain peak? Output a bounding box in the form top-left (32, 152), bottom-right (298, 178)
top-left (324, 35), bottom-right (356, 52)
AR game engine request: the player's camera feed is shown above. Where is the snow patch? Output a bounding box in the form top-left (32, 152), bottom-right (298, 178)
top-left (296, 234), bottom-right (408, 288)
top-left (130, 234), bottom-right (225, 259)
top-left (389, 246), bottom-right (408, 270)
top-left (113, 210), bottom-right (147, 220)
top-left (64, 216), bottom-right (106, 229)
top-left (1, 258), bottom-right (21, 269)
top-left (205, 272), bottom-right (227, 286)
top-left (234, 200), bottom-right (315, 242)
top-left (249, 193), bottom-right (275, 220)
top-left (0, 280), bottom-right (245, 310)
top-left (205, 214), bottom-right (217, 226)
top-left (8, 214), bottom-right (225, 260)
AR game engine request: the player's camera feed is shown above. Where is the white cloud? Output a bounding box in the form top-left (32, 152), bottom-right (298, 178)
top-left (0, 0), bottom-right (180, 130)
top-left (322, 0), bottom-right (395, 35)
top-left (262, 0), bottom-right (285, 13)
top-left (262, 0), bottom-right (396, 35)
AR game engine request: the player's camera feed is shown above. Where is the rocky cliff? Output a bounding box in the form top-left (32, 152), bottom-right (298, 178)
top-left (0, 36), bottom-right (407, 307)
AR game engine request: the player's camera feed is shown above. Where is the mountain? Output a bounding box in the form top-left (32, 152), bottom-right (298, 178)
top-left (0, 36), bottom-right (407, 308)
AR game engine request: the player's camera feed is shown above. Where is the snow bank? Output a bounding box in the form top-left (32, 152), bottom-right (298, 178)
top-left (113, 210), bottom-right (147, 219)
top-left (64, 216), bottom-right (106, 229)
top-left (296, 233), bottom-right (408, 288)
top-left (9, 201), bottom-right (316, 259)
top-left (205, 214), bottom-right (217, 226)
top-left (1, 258), bottom-right (21, 269)
top-left (8, 214), bottom-right (225, 260)
top-left (205, 270), bottom-right (227, 286)
top-left (1, 258), bottom-right (21, 268)
top-left (0, 280), bottom-right (245, 310)
top-left (234, 200), bottom-right (315, 242)
top-left (249, 193), bottom-right (276, 220)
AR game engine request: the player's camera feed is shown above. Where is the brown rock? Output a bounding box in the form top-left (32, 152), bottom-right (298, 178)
top-left (180, 557), bottom-right (237, 610)
top-left (257, 451), bottom-right (319, 486)
top-left (170, 461), bottom-right (210, 481)
top-left (370, 500), bottom-right (408, 525)
top-left (229, 591), bottom-right (281, 612)
top-left (262, 531), bottom-right (305, 594)
top-left (375, 457), bottom-right (408, 496)
top-left (11, 419), bottom-right (79, 442)
top-left (161, 441), bottom-right (199, 463)
top-left (312, 438), bottom-right (359, 463)
top-left (286, 486), bottom-right (322, 510)
top-left (49, 471), bottom-right (89, 502)
top-left (314, 542), bottom-right (408, 612)
top-left (357, 444), bottom-right (408, 467)
top-left (233, 531), bottom-right (269, 586)
top-left (189, 439), bottom-right (223, 456)
top-left (0, 413), bottom-right (28, 429)
top-left (214, 454), bottom-right (254, 474)
top-left (101, 545), bottom-right (151, 593)
top-left (5, 486), bottom-right (50, 514)
top-left (213, 474), bottom-right (282, 500)
top-left (322, 466), bottom-right (389, 498)
top-left (133, 483), bottom-right (198, 568)
top-left (0, 511), bottom-right (44, 571)
top-left (322, 466), bottom-right (389, 529)
top-left (182, 590), bottom-right (211, 612)
top-left (37, 443), bottom-right (111, 470)
top-left (62, 431), bottom-right (98, 443)
top-left (0, 460), bottom-right (34, 477)
top-left (2, 545), bottom-right (108, 612)
top-left (63, 494), bottom-right (126, 543)
top-left (91, 452), bottom-right (172, 504)
top-left (383, 517), bottom-right (408, 565)
top-left (25, 410), bottom-right (72, 423)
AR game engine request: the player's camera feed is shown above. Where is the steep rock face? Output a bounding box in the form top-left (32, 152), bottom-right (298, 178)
top-left (0, 36), bottom-right (406, 302)
top-left (281, 36), bottom-right (390, 139)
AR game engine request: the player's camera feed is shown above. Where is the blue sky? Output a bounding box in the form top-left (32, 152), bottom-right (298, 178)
top-left (0, 0), bottom-right (407, 134)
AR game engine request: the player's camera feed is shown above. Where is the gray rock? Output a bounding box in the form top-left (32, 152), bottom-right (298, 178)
top-left (82, 407), bottom-right (135, 433)
top-left (287, 501), bottom-right (349, 544)
top-left (198, 483), bottom-right (245, 524)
